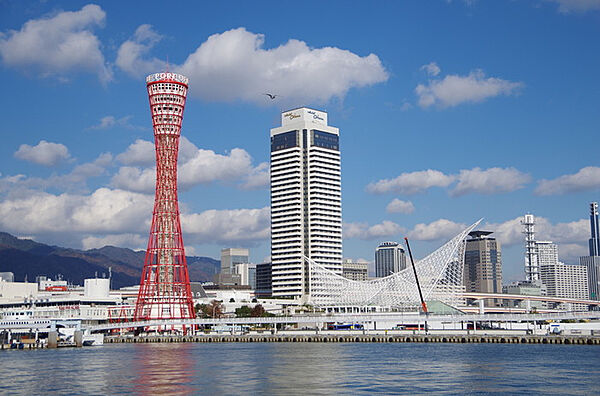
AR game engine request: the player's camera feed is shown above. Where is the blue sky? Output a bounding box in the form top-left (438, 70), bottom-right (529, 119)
top-left (0, 0), bottom-right (599, 282)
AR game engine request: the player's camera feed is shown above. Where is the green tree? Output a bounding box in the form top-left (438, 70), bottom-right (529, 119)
top-left (195, 303), bottom-right (208, 318)
top-left (235, 305), bottom-right (252, 317)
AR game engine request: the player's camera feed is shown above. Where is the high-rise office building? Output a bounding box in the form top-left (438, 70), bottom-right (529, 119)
top-left (235, 262), bottom-right (257, 289)
top-left (580, 202), bottom-right (600, 300)
top-left (342, 259), bottom-right (369, 281)
top-left (217, 248), bottom-right (252, 287)
top-left (270, 107), bottom-right (342, 298)
top-left (463, 231), bottom-right (502, 306)
top-left (536, 241), bottom-right (559, 267)
top-left (255, 262), bottom-right (272, 297)
top-left (220, 248), bottom-right (249, 274)
top-left (375, 242), bottom-right (406, 278)
top-left (540, 262), bottom-right (588, 310)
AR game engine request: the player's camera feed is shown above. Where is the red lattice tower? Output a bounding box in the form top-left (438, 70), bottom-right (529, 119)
top-left (134, 72), bottom-right (194, 321)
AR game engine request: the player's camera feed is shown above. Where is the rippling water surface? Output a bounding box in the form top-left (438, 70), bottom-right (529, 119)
top-left (1, 343), bottom-right (599, 395)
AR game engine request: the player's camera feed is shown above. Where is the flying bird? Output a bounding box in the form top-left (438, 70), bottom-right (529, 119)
top-left (263, 93), bottom-right (279, 100)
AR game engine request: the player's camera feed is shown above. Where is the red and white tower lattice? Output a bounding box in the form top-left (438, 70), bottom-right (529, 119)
top-left (134, 72), bottom-right (194, 321)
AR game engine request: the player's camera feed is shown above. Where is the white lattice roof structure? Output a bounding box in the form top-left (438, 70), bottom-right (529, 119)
top-left (307, 220), bottom-right (481, 309)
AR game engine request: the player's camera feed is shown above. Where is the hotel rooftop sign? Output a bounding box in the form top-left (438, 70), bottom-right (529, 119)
top-left (282, 107), bottom-right (328, 126)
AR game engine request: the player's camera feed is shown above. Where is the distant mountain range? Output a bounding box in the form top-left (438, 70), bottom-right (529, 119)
top-left (0, 232), bottom-right (220, 289)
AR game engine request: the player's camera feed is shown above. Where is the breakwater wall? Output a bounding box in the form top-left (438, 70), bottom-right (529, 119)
top-left (105, 334), bottom-right (600, 345)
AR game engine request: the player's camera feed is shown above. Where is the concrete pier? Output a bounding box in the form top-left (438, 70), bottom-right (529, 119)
top-left (47, 331), bottom-right (58, 349)
top-left (104, 334), bottom-right (600, 345)
top-left (74, 331), bottom-right (83, 348)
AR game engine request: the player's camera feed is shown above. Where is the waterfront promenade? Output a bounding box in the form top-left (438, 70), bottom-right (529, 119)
top-left (104, 332), bottom-right (600, 345)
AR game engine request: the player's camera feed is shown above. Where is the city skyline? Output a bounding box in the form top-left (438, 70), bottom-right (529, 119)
top-left (0, 1), bottom-right (599, 284)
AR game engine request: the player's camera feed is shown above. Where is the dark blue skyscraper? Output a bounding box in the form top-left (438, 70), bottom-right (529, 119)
top-left (581, 202), bottom-right (600, 301)
top-left (589, 202), bottom-right (600, 257)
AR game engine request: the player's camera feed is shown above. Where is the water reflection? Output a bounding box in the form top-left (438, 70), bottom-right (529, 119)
top-left (264, 344), bottom-right (353, 393)
top-left (1, 343), bottom-right (599, 395)
top-left (133, 343), bottom-right (197, 395)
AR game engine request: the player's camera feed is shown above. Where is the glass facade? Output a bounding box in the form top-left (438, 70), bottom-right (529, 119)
top-left (312, 130), bottom-right (339, 150)
top-left (271, 130), bottom-right (298, 152)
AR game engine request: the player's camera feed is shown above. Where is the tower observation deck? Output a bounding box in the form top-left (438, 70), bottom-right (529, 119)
top-left (134, 72), bottom-right (194, 321)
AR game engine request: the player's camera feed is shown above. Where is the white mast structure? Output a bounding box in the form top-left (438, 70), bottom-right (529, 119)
top-left (522, 214), bottom-right (539, 282)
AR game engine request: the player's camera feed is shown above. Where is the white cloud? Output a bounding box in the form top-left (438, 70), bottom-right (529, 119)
top-left (0, 188), bottom-right (152, 236)
top-left (116, 139), bottom-right (155, 167)
top-left (367, 170), bottom-right (454, 194)
top-left (548, 0), bottom-right (600, 13)
top-left (368, 167), bottom-right (530, 196)
top-left (487, 216), bottom-right (589, 247)
top-left (420, 62), bottom-right (441, 76)
top-left (344, 221), bottom-right (404, 240)
top-left (0, 4), bottom-right (111, 82)
top-left (542, 218), bottom-right (589, 244)
top-left (386, 199), bottom-right (415, 214)
top-left (179, 148), bottom-right (258, 188)
top-left (88, 115), bottom-right (145, 131)
top-left (116, 24), bottom-right (165, 77)
top-left (61, 152), bottom-right (112, 184)
top-left (451, 167), bottom-right (531, 196)
top-left (416, 69), bottom-right (522, 108)
top-left (118, 26), bottom-right (388, 104)
top-left (241, 162), bottom-right (270, 190)
top-left (485, 216), bottom-right (589, 263)
top-left (0, 186), bottom-right (270, 248)
top-left (112, 140), bottom-right (269, 193)
top-left (484, 217), bottom-right (523, 246)
top-left (535, 166), bottom-right (600, 195)
top-left (14, 140), bottom-right (71, 166)
top-left (2, 152), bottom-right (113, 194)
top-left (111, 166), bottom-right (155, 193)
top-left (181, 207), bottom-right (270, 245)
top-left (407, 219), bottom-right (467, 241)
top-left (400, 101), bottom-right (413, 111)
top-left (556, 243), bottom-right (588, 263)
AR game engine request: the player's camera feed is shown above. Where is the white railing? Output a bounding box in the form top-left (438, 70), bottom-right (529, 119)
top-left (84, 311), bottom-right (600, 332)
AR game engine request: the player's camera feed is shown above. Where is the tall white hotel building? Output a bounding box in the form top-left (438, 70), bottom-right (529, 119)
top-left (270, 107), bottom-right (342, 298)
